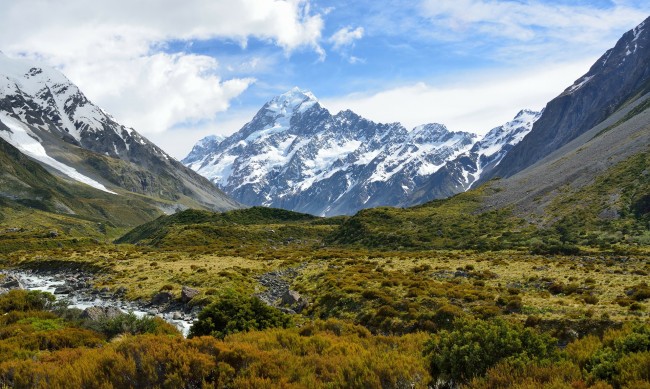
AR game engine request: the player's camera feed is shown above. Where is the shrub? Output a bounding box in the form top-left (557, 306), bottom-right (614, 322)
top-left (0, 290), bottom-right (55, 313)
top-left (88, 313), bottom-right (180, 338)
top-left (189, 292), bottom-right (291, 339)
top-left (424, 318), bottom-right (557, 386)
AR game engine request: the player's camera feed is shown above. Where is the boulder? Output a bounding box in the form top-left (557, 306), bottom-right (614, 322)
top-left (281, 290), bottom-right (302, 306)
top-left (281, 290), bottom-right (308, 313)
top-left (181, 286), bottom-right (200, 303)
top-left (81, 306), bottom-right (123, 321)
top-left (151, 291), bottom-right (173, 305)
top-left (0, 275), bottom-right (23, 290)
top-left (54, 285), bottom-right (74, 295)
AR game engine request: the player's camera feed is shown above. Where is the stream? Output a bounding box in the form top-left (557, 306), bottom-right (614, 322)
top-left (2, 270), bottom-right (195, 336)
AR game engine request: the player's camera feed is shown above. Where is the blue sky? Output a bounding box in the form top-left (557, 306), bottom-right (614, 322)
top-left (1, 0), bottom-right (649, 158)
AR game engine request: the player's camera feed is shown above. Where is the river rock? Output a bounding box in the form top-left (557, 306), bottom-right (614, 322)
top-left (181, 286), bottom-right (199, 303)
top-left (0, 275), bottom-right (23, 290)
top-left (151, 291), bottom-right (173, 305)
top-left (81, 306), bottom-right (124, 321)
top-left (54, 285), bottom-right (74, 295)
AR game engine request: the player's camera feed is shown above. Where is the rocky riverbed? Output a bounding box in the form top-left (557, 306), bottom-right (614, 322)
top-left (0, 269), bottom-right (200, 336)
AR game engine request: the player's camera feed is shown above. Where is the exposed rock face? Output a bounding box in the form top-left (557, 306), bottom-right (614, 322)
top-left (486, 16), bottom-right (650, 180)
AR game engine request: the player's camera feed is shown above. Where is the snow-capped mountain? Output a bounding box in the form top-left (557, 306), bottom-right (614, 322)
top-left (403, 109), bottom-right (541, 207)
top-left (0, 52), bottom-right (239, 213)
top-left (184, 88), bottom-right (539, 216)
top-left (183, 135), bottom-right (226, 166)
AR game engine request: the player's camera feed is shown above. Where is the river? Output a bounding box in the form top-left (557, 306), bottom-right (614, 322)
top-left (3, 270), bottom-right (194, 336)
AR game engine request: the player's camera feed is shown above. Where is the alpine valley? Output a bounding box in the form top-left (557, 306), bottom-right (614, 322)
top-left (0, 11), bottom-right (648, 389)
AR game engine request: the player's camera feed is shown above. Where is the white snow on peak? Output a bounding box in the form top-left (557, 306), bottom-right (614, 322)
top-left (467, 109), bottom-right (541, 188)
top-left (266, 87), bottom-right (318, 116)
top-left (0, 112), bottom-right (116, 194)
top-left (633, 20), bottom-right (645, 42)
top-left (0, 52), bottom-right (127, 144)
top-left (197, 134), bottom-right (225, 148)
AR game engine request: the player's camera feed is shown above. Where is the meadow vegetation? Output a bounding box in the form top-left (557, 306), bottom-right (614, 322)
top-left (0, 154), bottom-right (648, 387)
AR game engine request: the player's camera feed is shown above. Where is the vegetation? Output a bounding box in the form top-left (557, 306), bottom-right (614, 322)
top-left (425, 318), bottom-right (558, 386)
top-left (0, 151), bottom-right (647, 387)
top-left (189, 292), bottom-right (291, 339)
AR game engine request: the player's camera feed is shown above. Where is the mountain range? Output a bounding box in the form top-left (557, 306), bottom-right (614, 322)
top-left (0, 15), bottom-right (648, 233)
top-left (183, 89), bottom-right (540, 216)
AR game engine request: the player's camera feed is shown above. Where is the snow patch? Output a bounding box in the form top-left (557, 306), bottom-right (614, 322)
top-left (567, 75), bottom-right (594, 94)
top-left (0, 113), bottom-right (116, 194)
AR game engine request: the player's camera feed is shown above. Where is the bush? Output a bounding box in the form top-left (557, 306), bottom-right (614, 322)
top-left (88, 313), bottom-right (180, 338)
top-left (424, 318), bottom-right (557, 386)
top-left (586, 324), bottom-right (650, 386)
top-left (0, 290), bottom-right (55, 313)
top-left (189, 292), bottom-right (291, 339)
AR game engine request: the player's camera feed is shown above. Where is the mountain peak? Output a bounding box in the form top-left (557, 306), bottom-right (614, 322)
top-left (265, 87), bottom-right (318, 116)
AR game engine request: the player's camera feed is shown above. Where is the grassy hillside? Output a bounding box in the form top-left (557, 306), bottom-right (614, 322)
top-left (115, 207), bottom-right (345, 253)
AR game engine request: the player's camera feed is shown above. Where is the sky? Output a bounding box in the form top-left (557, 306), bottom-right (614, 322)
top-left (1, 0), bottom-right (649, 159)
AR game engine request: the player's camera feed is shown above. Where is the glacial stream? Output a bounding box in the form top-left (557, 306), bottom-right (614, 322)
top-left (3, 270), bottom-right (194, 336)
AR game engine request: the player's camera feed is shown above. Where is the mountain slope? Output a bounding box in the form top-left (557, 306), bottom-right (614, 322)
top-left (184, 88), bottom-right (538, 216)
top-left (404, 109), bottom-right (540, 206)
top-left (487, 16), bottom-right (650, 180)
top-left (0, 134), bottom-right (163, 234)
top-left (0, 52), bottom-right (239, 216)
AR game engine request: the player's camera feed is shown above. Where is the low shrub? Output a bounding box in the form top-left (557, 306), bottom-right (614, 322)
top-left (189, 292), bottom-right (291, 339)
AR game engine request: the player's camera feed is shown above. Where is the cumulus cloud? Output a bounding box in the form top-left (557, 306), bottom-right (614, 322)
top-left (0, 0), bottom-right (325, 136)
top-left (329, 26), bottom-right (365, 50)
top-left (321, 59), bottom-right (595, 134)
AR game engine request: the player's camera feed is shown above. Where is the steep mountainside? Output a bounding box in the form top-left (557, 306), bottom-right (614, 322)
top-left (0, 134), bottom-right (163, 235)
top-left (0, 52), bottom-right (239, 216)
top-left (184, 88), bottom-right (537, 216)
top-left (487, 16), bottom-right (650, 180)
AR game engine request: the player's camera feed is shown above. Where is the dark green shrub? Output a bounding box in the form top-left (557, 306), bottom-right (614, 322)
top-left (424, 318), bottom-right (557, 386)
top-left (189, 292), bottom-right (290, 339)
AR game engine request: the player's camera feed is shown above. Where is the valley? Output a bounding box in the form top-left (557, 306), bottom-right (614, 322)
top-left (0, 8), bottom-right (648, 389)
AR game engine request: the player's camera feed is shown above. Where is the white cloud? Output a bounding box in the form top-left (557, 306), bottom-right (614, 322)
top-left (0, 0), bottom-right (325, 137)
top-left (321, 59), bottom-right (595, 134)
top-left (419, 0), bottom-right (649, 50)
top-left (73, 53), bottom-right (254, 134)
top-left (146, 107), bottom-right (258, 160)
top-left (329, 26), bottom-right (365, 50)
